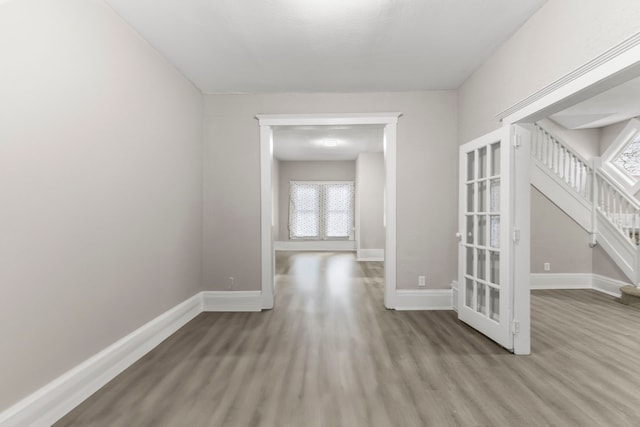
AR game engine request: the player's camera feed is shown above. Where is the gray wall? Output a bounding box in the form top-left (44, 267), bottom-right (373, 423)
top-left (277, 161), bottom-right (356, 241)
top-left (593, 245), bottom-right (631, 282)
top-left (356, 153), bottom-right (385, 250)
top-left (203, 91), bottom-right (458, 291)
top-left (531, 188), bottom-right (592, 273)
top-left (0, 0), bottom-right (204, 411)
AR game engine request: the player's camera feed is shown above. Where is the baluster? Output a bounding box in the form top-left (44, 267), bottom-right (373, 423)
top-left (603, 180), bottom-right (608, 216)
top-left (611, 190), bottom-right (615, 224)
top-left (585, 165), bottom-right (591, 198)
top-left (579, 163), bottom-right (585, 197)
top-left (606, 183), bottom-right (612, 220)
top-left (539, 130), bottom-right (544, 164)
top-left (603, 178), bottom-right (609, 214)
top-left (596, 175), bottom-right (600, 210)
top-left (567, 151), bottom-right (572, 186)
top-left (623, 199), bottom-right (629, 240)
top-left (541, 131), bottom-right (547, 166)
top-left (578, 160), bottom-right (583, 193)
top-left (540, 129), bottom-right (544, 163)
top-left (631, 209), bottom-right (636, 245)
top-left (603, 178), bottom-right (608, 214)
top-left (616, 193), bottom-right (621, 229)
top-left (551, 137), bottom-right (558, 174)
top-left (546, 133), bottom-right (552, 169)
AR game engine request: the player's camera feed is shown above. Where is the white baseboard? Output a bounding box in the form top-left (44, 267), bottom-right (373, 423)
top-left (530, 273), bottom-right (628, 298)
top-left (274, 240), bottom-right (356, 251)
top-left (0, 294), bottom-right (202, 427)
top-left (530, 273), bottom-right (592, 290)
top-left (394, 288), bottom-right (453, 311)
top-left (451, 280), bottom-right (459, 313)
top-left (202, 291), bottom-right (262, 312)
top-left (357, 248), bottom-right (384, 261)
top-left (592, 274), bottom-right (627, 297)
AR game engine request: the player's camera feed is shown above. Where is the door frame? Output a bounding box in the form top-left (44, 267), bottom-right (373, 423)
top-left (498, 32), bottom-right (640, 354)
top-left (256, 113), bottom-right (401, 310)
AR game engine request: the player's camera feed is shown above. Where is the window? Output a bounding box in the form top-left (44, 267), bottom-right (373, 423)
top-left (602, 118), bottom-right (640, 193)
top-left (289, 181), bottom-right (354, 240)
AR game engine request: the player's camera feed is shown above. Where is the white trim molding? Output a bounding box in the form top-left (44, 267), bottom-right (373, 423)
top-left (356, 248), bottom-right (384, 261)
top-left (530, 273), bottom-right (592, 290)
top-left (451, 280), bottom-right (459, 312)
top-left (592, 274), bottom-right (628, 298)
top-left (274, 240), bottom-right (356, 252)
top-left (499, 32), bottom-right (640, 124)
top-left (394, 288), bottom-right (453, 311)
top-left (0, 294), bottom-right (202, 427)
top-left (256, 113), bottom-right (402, 127)
top-left (530, 273), bottom-right (628, 298)
top-left (201, 291), bottom-right (263, 312)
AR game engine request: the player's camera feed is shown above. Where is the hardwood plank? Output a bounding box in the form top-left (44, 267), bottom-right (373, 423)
top-left (56, 252), bottom-right (640, 427)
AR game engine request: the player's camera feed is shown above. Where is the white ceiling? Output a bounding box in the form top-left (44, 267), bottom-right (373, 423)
top-left (273, 125), bottom-right (384, 161)
top-left (550, 75), bottom-right (640, 129)
top-left (105, 0), bottom-right (546, 93)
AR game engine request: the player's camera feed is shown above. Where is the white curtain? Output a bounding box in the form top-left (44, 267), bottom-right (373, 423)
top-left (289, 182), bottom-right (354, 240)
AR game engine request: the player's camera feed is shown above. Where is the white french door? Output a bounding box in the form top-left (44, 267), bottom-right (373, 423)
top-left (458, 125), bottom-right (530, 353)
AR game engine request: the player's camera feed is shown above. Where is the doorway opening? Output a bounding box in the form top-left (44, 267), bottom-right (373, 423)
top-left (258, 113), bottom-right (401, 310)
top-left (489, 35), bottom-right (640, 354)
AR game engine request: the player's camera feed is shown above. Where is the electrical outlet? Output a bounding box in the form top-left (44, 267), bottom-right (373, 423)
top-left (227, 276), bottom-right (235, 289)
top-left (544, 262), bottom-right (551, 272)
top-left (418, 275), bottom-right (426, 287)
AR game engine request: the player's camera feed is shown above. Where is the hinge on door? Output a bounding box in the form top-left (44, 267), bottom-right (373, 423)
top-left (512, 228), bottom-right (520, 243)
top-left (512, 319), bottom-right (521, 335)
top-left (513, 133), bottom-right (521, 148)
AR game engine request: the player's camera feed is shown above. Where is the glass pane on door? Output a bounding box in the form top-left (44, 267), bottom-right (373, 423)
top-left (461, 139), bottom-right (503, 326)
top-left (459, 128), bottom-right (520, 353)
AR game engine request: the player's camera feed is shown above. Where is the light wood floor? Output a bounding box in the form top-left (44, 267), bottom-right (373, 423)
top-left (57, 252), bottom-right (640, 427)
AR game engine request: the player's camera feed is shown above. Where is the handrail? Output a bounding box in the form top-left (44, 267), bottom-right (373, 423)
top-left (533, 123), bottom-right (591, 166)
top-left (595, 169), bottom-right (640, 246)
top-left (531, 123), bottom-right (592, 200)
top-left (595, 169), bottom-right (640, 211)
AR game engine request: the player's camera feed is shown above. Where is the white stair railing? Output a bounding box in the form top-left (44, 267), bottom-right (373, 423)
top-left (532, 122), bottom-right (640, 286)
top-left (595, 170), bottom-right (640, 246)
top-left (532, 123), bottom-right (592, 201)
